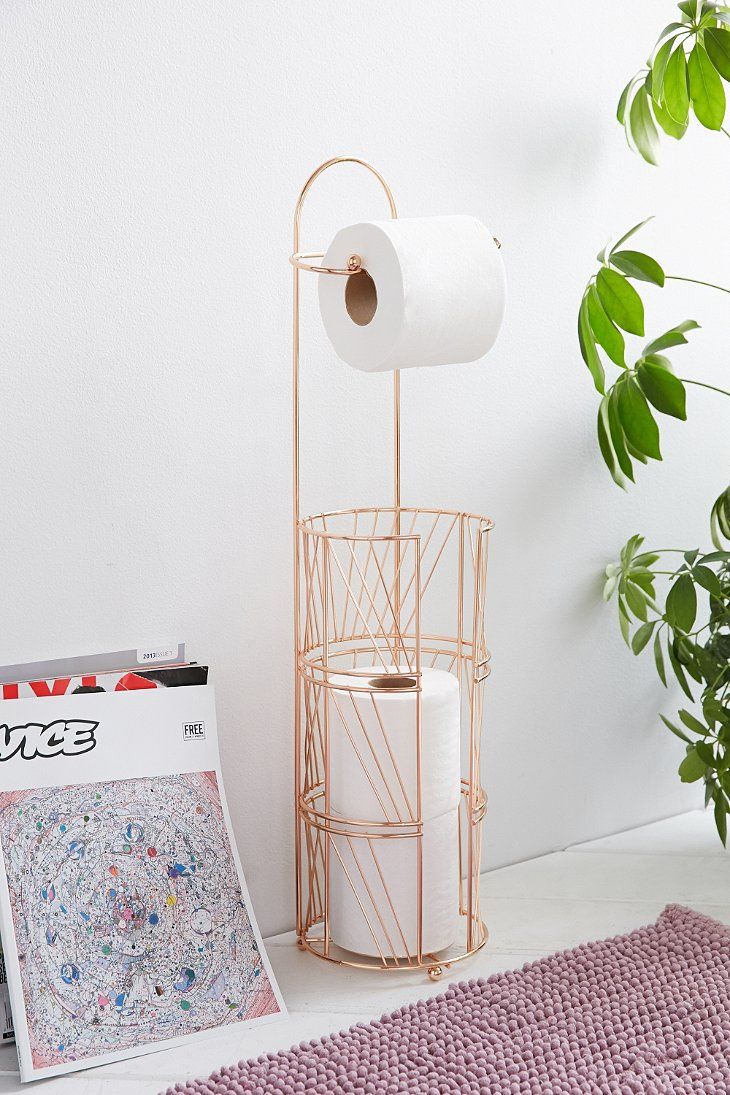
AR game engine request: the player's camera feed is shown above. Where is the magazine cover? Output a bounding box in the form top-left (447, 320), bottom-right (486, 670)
top-left (0, 644), bottom-right (187, 687)
top-left (1, 663), bottom-right (208, 700)
top-left (0, 685), bottom-right (285, 1081)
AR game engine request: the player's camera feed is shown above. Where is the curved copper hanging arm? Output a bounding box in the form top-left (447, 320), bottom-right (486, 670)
top-left (291, 156), bottom-right (400, 525)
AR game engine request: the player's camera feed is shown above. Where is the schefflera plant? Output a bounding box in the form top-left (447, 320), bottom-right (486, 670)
top-left (578, 220), bottom-right (730, 842)
top-left (618, 0), bottom-right (730, 163)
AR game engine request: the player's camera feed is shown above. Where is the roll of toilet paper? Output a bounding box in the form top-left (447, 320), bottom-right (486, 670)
top-left (318, 215), bottom-right (506, 372)
top-left (328, 667), bottom-right (460, 822)
top-left (329, 807), bottom-right (459, 958)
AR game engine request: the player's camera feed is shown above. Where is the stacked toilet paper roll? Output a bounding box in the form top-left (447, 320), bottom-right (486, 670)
top-left (328, 667), bottom-right (461, 958)
top-left (328, 667), bottom-right (460, 821)
top-left (329, 810), bottom-right (459, 959)
top-left (318, 215), bottom-right (506, 373)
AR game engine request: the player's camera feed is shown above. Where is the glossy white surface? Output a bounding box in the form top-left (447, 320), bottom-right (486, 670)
top-left (0, 809), bottom-right (726, 1093)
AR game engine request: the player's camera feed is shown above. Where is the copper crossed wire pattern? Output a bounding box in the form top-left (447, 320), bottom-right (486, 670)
top-left (298, 507), bottom-right (491, 971)
top-left (302, 510), bottom-right (474, 691)
top-left (310, 508), bottom-right (458, 651)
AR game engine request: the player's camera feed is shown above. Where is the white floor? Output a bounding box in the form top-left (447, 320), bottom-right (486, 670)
top-left (1, 808), bottom-right (728, 1093)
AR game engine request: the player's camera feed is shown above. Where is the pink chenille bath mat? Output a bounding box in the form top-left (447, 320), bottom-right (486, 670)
top-left (164, 905), bottom-right (730, 1094)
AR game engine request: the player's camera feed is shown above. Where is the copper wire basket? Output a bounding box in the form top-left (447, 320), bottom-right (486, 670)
top-left (292, 159), bottom-right (493, 979)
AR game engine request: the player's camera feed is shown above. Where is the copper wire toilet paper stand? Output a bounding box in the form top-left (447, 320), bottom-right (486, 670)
top-left (291, 157), bottom-right (493, 979)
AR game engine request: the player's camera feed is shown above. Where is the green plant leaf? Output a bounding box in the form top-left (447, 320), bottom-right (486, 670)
top-left (609, 217), bottom-right (655, 256)
top-left (625, 581), bottom-right (649, 621)
top-left (617, 377), bottom-right (661, 459)
top-left (578, 293), bottom-right (606, 395)
top-left (666, 572), bottom-right (698, 632)
top-left (700, 550), bottom-right (730, 564)
top-left (663, 43), bottom-right (690, 123)
top-left (621, 534), bottom-right (645, 565)
top-left (596, 397), bottom-right (625, 488)
top-left (630, 569), bottom-right (656, 596)
top-left (607, 388), bottom-right (634, 480)
top-left (587, 285), bottom-right (626, 365)
top-left (710, 487), bottom-right (730, 549)
top-left (629, 86), bottom-right (661, 163)
top-left (705, 28), bottom-right (730, 80)
top-left (668, 638), bottom-right (694, 699)
top-left (632, 619), bottom-right (657, 653)
top-left (693, 564), bottom-right (724, 597)
top-left (654, 629), bottom-right (668, 685)
top-left (715, 792), bottom-right (728, 846)
top-left (703, 692), bottom-right (723, 729)
top-left (695, 740), bottom-right (715, 766)
top-left (651, 38), bottom-right (676, 103)
top-left (660, 713), bottom-right (691, 741)
top-left (678, 708), bottom-right (709, 735)
top-left (641, 351), bottom-right (674, 372)
top-left (617, 78), bottom-right (633, 124)
top-left (596, 269), bottom-right (645, 336)
top-left (711, 9), bottom-right (730, 29)
top-left (611, 250), bottom-right (665, 286)
top-left (636, 360), bottom-right (687, 419)
top-left (688, 42), bottom-right (726, 128)
top-left (643, 320), bottom-right (700, 354)
top-left (678, 746), bottom-right (707, 783)
top-left (658, 18), bottom-right (691, 38)
top-left (652, 97), bottom-right (690, 137)
top-left (625, 437), bottom-right (649, 464)
top-left (719, 493), bottom-right (730, 537)
top-left (677, 0), bottom-right (698, 20)
top-left (677, 637), bottom-right (703, 683)
top-left (633, 551), bottom-right (660, 566)
top-left (678, 0), bottom-right (712, 22)
top-left (603, 575), bottom-right (618, 601)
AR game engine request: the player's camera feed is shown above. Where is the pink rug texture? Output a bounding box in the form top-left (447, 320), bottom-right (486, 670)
top-left (165, 905), bottom-right (730, 1094)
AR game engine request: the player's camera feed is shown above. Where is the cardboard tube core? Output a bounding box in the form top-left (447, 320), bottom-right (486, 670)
top-left (345, 269), bottom-right (377, 326)
top-left (367, 675), bottom-right (417, 690)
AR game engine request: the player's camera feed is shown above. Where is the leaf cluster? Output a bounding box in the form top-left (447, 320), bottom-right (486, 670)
top-left (604, 534), bottom-right (730, 842)
top-left (618, 1), bottom-right (730, 163)
top-left (578, 220), bottom-right (699, 486)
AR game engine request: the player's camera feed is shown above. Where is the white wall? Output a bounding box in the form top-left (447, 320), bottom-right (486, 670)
top-left (2, 1), bottom-right (727, 935)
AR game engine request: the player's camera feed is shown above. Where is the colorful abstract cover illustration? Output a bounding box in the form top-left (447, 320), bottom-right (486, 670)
top-left (0, 769), bottom-right (280, 1073)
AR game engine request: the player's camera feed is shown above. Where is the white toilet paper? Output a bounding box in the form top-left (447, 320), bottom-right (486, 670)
top-left (328, 667), bottom-right (461, 823)
top-left (329, 807), bottom-right (459, 958)
top-left (318, 215), bottom-right (505, 372)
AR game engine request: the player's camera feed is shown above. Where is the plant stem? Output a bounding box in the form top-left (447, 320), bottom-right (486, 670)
top-left (679, 378), bottom-right (730, 399)
top-left (666, 275), bottom-right (730, 296)
top-left (645, 548), bottom-right (694, 554)
top-left (722, 126), bottom-right (730, 140)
